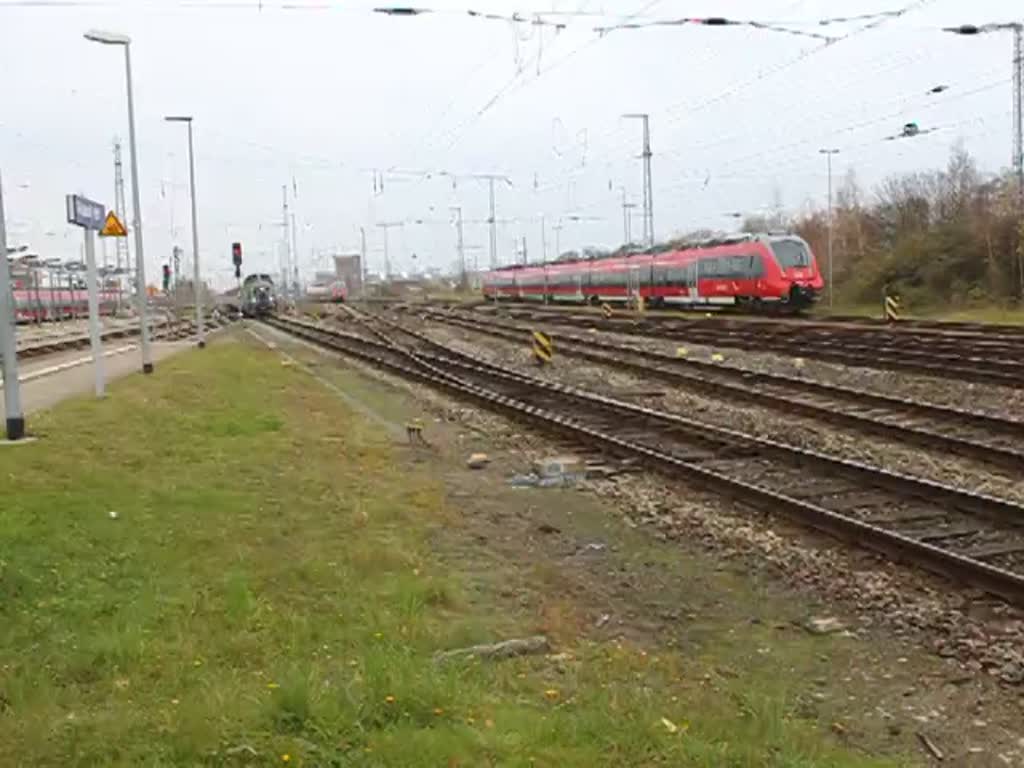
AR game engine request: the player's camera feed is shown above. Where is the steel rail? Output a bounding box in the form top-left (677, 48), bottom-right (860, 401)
top-left (449, 303), bottom-right (1024, 387)
top-left (266, 314), bottom-right (1024, 607)
top-left (399, 306), bottom-right (1024, 472)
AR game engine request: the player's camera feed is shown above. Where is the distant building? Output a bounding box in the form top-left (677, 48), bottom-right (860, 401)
top-left (333, 253), bottom-right (362, 297)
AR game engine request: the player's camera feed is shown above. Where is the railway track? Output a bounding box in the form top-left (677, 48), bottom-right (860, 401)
top-left (363, 296), bottom-right (1024, 336)
top-left (427, 303), bottom-right (1024, 388)
top-left (266, 312), bottom-right (1024, 607)
top-left (16, 319), bottom-right (174, 360)
top-left (13, 316), bottom-right (228, 360)
top-left (389, 305), bottom-right (1024, 473)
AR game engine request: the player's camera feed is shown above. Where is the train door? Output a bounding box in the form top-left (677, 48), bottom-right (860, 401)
top-left (575, 273), bottom-right (584, 302)
top-left (627, 267), bottom-right (642, 309)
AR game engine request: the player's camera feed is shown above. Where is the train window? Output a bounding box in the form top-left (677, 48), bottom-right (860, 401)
top-left (696, 258), bottom-right (720, 279)
top-left (603, 271), bottom-right (626, 287)
top-left (747, 254), bottom-right (764, 278)
top-left (771, 240), bottom-right (811, 268)
top-left (664, 266), bottom-right (689, 286)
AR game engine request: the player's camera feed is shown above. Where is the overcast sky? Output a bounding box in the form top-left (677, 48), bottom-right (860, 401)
top-left (0, 0), bottom-right (1019, 287)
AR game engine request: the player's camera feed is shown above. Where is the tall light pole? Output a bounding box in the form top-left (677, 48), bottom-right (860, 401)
top-left (85, 29), bottom-right (153, 373)
top-left (165, 116), bottom-right (205, 348)
top-left (623, 113), bottom-right (654, 247)
top-left (0, 171), bottom-right (26, 440)
top-left (819, 149), bottom-right (840, 308)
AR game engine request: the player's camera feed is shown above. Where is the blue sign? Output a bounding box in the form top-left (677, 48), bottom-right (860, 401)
top-left (65, 194), bottom-right (106, 231)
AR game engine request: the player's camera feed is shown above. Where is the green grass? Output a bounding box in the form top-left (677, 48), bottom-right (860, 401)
top-left (815, 301), bottom-right (1024, 324)
top-left (0, 341), bottom-right (908, 766)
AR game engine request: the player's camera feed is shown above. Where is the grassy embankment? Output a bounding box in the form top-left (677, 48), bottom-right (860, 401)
top-left (0, 340), bottom-right (907, 766)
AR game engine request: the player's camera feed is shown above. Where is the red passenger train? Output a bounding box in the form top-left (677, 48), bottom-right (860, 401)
top-left (481, 233), bottom-right (824, 311)
top-left (7, 284), bottom-right (120, 322)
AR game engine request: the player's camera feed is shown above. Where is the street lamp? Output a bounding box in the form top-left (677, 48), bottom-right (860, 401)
top-left (819, 148), bottom-right (840, 308)
top-left (0, 171), bottom-right (26, 440)
top-left (84, 29), bottom-right (154, 373)
top-left (164, 116), bottom-right (205, 348)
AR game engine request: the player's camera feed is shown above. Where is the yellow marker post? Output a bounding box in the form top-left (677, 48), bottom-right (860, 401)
top-left (884, 294), bottom-right (901, 322)
top-left (532, 330), bottom-right (553, 365)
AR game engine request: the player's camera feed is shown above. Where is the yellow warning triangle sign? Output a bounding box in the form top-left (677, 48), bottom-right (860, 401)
top-left (99, 211), bottom-right (128, 237)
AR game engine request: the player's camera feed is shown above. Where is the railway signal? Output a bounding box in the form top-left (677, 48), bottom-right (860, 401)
top-left (232, 241), bottom-right (243, 279)
top-left (162, 263), bottom-right (171, 293)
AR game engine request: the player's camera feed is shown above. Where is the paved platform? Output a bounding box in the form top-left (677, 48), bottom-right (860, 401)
top-left (6, 340), bottom-right (195, 415)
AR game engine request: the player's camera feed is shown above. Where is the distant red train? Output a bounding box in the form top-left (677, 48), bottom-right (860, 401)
top-left (482, 233), bottom-right (824, 310)
top-left (8, 286), bottom-right (120, 323)
top-left (306, 279), bottom-right (348, 303)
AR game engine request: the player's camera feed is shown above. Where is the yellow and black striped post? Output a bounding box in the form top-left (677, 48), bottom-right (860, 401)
top-left (532, 330), bottom-right (553, 365)
top-left (884, 294), bottom-right (901, 322)
top-left (601, 303), bottom-right (614, 319)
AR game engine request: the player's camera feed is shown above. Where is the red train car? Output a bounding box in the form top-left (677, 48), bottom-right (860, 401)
top-left (482, 233), bottom-right (823, 311)
top-left (8, 287), bottom-right (120, 323)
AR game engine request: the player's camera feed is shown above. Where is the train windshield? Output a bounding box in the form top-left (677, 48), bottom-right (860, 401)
top-left (771, 239), bottom-right (811, 269)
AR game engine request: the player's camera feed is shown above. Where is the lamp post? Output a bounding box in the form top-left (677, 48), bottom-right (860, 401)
top-left (84, 29), bottom-right (153, 373)
top-left (0, 172), bottom-right (26, 440)
top-left (819, 148), bottom-right (840, 308)
top-left (164, 116), bottom-right (205, 347)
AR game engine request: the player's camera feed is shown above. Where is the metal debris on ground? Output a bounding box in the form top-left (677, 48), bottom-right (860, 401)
top-left (916, 732), bottom-right (945, 761)
top-left (466, 452), bottom-right (490, 469)
top-left (434, 635), bottom-right (550, 664)
top-left (508, 472), bottom-right (576, 488)
top-left (803, 616), bottom-right (847, 635)
top-left (405, 418), bottom-right (427, 445)
top-left (509, 455), bottom-right (587, 488)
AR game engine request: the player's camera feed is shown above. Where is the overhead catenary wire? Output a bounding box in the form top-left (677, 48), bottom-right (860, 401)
top-left (512, 0), bottom-right (943, 206)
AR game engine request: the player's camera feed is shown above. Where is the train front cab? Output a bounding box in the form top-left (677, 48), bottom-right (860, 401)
top-left (767, 237), bottom-right (823, 309)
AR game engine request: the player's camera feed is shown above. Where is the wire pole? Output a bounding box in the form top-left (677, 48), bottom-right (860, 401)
top-left (1014, 23), bottom-right (1023, 207)
top-left (0, 170), bottom-right (25, 440)
top-left (359, 226), bottom-right (367, 293)
top-left (451, 206), bottom-right (466, 287)
top-left (553, 220), bottom-right (563, 258)
top-left (819, 148), bottom-right (840, 308)
top-left (488, 177), bottom-right (498, 269)
top-left (623, 113), bottom-right (654, 246)
top-left (540, 214), bottom-right (547, 262)
top-left (620, 187), bottom-right (637, 246)
top-left (376, 222), bottom-right (404, 279)
top-left (290, 211), bottom-right (298, 297)
top-left (113, 139), bottom-right (129, 312)
top-left (281, 185), bottom-right (289, 300)
top-left (643, 116), bottom-right (654, 247)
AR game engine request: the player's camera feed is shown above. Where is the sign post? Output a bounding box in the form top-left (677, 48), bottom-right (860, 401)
top-left (66, 194), bottom-right (108, 398)
top-left (0, 170), bottom-right (25, 440)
